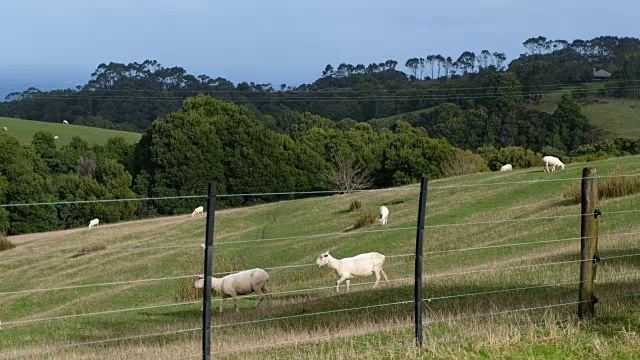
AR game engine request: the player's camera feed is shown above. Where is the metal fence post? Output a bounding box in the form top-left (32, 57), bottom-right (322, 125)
top-left (202, 182), bottom-right (217, 360)
top-left (414, 177), bottom-right (429, 348)
top-left (579, 168), bottom-right (599, 319)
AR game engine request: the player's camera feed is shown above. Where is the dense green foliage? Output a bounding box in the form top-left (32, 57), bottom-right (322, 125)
top-left (1, 35), bottom-right (640, 234)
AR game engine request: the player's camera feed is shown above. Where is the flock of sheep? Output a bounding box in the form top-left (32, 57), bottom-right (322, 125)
top-left (191, 205), bottom-right (392, 312)
top-left (500, 155), bottom-right (566, 172)
top-left (2, 119), bottom-right (69, 140)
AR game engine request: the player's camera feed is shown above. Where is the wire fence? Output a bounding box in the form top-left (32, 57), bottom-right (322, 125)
top-left (1, 172), bottom-right (639, 359)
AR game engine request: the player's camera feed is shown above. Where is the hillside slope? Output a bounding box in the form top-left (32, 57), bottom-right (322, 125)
top-left (1, 157), bottom-right (639, 359)
top-left (0, 117), bottom-right (142, 145)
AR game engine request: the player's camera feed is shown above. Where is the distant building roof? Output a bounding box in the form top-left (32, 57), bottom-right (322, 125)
top-left (594, 69), bottom-right (611, 78)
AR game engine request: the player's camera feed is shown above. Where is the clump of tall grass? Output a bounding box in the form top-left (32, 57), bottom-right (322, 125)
top-left (0, 233), bottom-right (15, 252)
top-left (352, 210), bottom-right (378, 230)
top-left (563, 168), bottom-right (640, 204)
top-left (349, 199), bottom-right (363, 211)
top-left (71, 243), bottom-right (107, 258)
top-left (175, 278), bottom-right (204, 302)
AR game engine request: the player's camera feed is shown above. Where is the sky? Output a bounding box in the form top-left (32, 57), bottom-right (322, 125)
top-left (0, 0), bottom-right (638, 95)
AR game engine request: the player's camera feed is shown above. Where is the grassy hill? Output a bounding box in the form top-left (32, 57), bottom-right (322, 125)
top-left (0, 117), bottom-right (142, 145)
top-left (1, 157), bottom-right (640, 359)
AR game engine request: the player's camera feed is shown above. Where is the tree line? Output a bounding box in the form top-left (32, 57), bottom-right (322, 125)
top-left (2, 94), bottom-right (640, 235)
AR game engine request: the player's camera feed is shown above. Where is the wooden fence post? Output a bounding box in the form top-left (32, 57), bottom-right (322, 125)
top-left (579, 168), bottom-right (599, 319)
top-left (414, 177), bottom-right (429, 347)
top-left (202, 182), bottom-right (217, 360)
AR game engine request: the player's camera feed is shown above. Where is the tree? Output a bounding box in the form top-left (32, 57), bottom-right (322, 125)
top-left (443, 56), bottom-right (453, 78)
top-left (325, 156), bottom-right (373, 193)
top-left (322, 64), bottom-right (334, 77)
top-left (435, 55), bottom-right (445, 78)
top-left (405, 58), bottom-right (420, 79)
top-left (426, 55), bottom-right (436, 79)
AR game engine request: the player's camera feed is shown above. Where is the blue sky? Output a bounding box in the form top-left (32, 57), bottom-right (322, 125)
top-left (0, 0), bottom-right (638, 90)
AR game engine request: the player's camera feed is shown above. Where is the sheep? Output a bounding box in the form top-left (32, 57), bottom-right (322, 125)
top-left (379, 206), bottom-right (389, 225)
top-left (500, 164), bottom-right (513, 172)
top-left (193, 268), bottom-right (271, 313)
top-left (62, 120), bottom-right (69, 124)
top-left (2, 127), bottom-right (6, 131)
top-left (316, 251), bottom-right (389, 292)
top-left (542, 156), bottom-right (565, 172)
top-left (53, 136), bottom-right (59, 141)
top-left (88, 218), bottom-right (99, 229)
top-left (191, 206), bottom-right (204, 217)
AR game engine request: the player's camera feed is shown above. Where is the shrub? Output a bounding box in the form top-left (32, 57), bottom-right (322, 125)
top-left (0, 234), bottom-right (15, 252)
top-left (442, 149), bottom-right (489, 177)
top-left (352, 210), bottom-right (378, 230)
top-left (71, 243), bottom-right (107, 258)
top-left (349, 199), bottom-right (363, 211)
top-left (562, 168), bottom-right (640, 204)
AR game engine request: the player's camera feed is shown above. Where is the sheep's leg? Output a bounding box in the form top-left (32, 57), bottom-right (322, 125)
top-left (373, 271), bottom-right (381, 288)
top-left (233, 298), bottom-right (240, 313)
top-left (262, 285), bottom-right (272, 300)
top-left (346, 279), bottom-right (351, 291)
top-left (252, 287), bottom-right (265, 308)
top-left (336, 276), bottom-right (348, 293)
top-left (381, 269), bottom-right (390, 285)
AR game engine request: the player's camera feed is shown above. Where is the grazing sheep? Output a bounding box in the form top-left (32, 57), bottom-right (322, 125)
top-left (379, 206), bottom-right (389, 225)
top-left (53, 136), bottom-right (59, 141)
top-left (191, 206), bottom-right (204, 217)
top-left (193, 268), bottom-right (271, 313)
top-left (62, 120), bottom-right (69, 124)
top-left (88, 218), bottom-right (99, 229)
top-left (542, 156), bottom-right (565, 172)
top-left (2, 127), bottom-right (6, 131)
top-left (316, 251), bottom-right (389, 292)
top-left (500, 164), bottom-right (513, 172)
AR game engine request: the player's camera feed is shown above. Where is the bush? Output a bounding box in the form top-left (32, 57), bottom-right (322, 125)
top-left (349, 199), bottom-right (363, 211)
top-left (442, 149), bottom-right (489, 177)
top-left (0, 234), bottom-right (15, 251)
top-left (562, 168), bottom-right (640, 204)
top-left (352, 210), bottom-right (378, 230)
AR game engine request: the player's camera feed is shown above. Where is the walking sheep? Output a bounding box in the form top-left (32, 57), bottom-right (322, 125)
top-left (62, 120), bottom-right (69, 124)
top-left (500, 164), bottom-right (513, 172)
top-left (316, 251), bottom-right (389, 292)
top-left (191, 206), bottom-right (204, 217)
top-left (193, 268), bottom-right (271, 313)
top-left (88, 218), bottom-right (99, 228)
top-left (379, 206), bottom-right (389, 225)
top-left (542, 156), bottom-right (565, 172)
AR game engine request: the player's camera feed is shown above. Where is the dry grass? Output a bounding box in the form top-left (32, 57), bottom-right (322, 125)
top-left (563, 168), bottom-right (640, 203)
top-left (0, 233), bottom-right (16, 251)
top-left (70, 243), bottom-right (107, 258)
top-left (351, 210), bottom-right (378, 230)
top-left (349, 199), bottom-right (363, 211)
top-left (175, 278), bottom-right (203, 302)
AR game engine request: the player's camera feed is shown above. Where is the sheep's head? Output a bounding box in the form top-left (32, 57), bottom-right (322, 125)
top-left (316, 252), bottom-right (331, 267)
top-left (560, 163), bottom-right (566, 169)
top-left (192, 275), bottom-right (205, 289)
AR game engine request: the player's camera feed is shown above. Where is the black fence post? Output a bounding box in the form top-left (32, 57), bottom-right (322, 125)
top-left (202, 182), bottom-right (217, 360)
top-left (414, 177), bottom-right (429, 348)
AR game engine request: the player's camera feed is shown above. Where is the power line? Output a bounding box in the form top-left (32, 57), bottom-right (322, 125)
top-left (49, 78), bottom-right (640, 94)
top-left (213, 300), bottom-right (412, 329)
top-left (0, 274), bottom-right (199, 296)
top-left (2, 301), bottom-right (200, 327)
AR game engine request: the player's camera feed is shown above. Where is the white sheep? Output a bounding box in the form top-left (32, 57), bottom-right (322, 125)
top-left (542, 156), bottom-right (565, 172)
top-left (500, 164), bottom-right (513, 172)
top-left (62, 120), bottom-right (69, 124)
top-left (2, 127), bottom-right (7, 131)
top-left (53, 136), bottom-right (59, 141)
top-left (379, 206), bottom-right (389, 225)
top-left (88, 218), bottom-right (99, 229)
top-left (191, 206), bottom-right (204, 217)
top-left (193, 268), bottom-right (271, 312)
top-left (316, 251), bottom-right (389, 292)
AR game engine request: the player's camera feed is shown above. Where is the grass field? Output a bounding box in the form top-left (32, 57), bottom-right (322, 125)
top-left (1, 157), bottom-right (640, 359)
top-left (582, 98), bottom-right (640, 138)
top-left (0, 117), bottom-right (142, 145)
